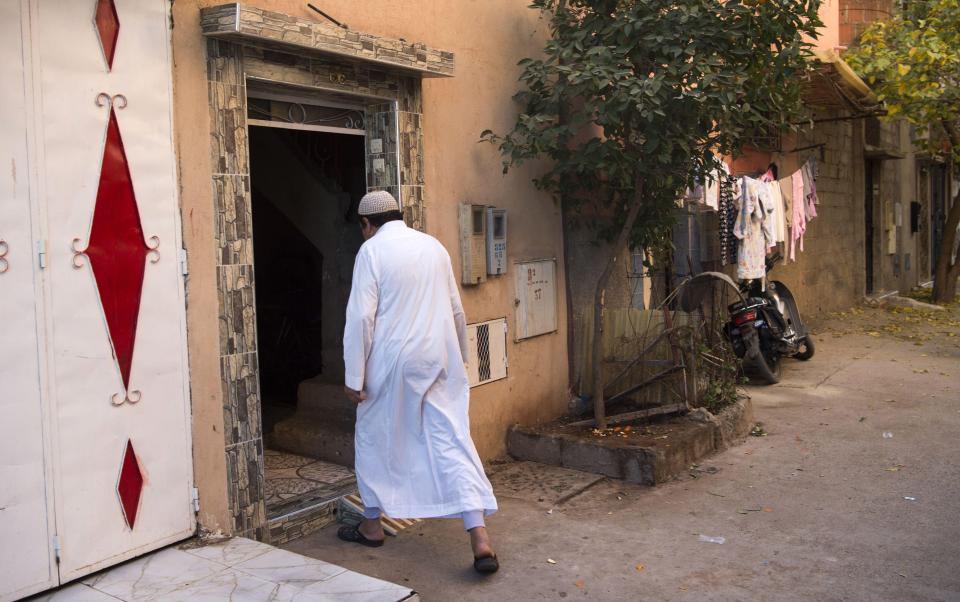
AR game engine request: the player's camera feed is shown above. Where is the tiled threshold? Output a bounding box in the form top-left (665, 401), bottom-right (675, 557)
top-left (29, 537), bottom-right (417, 601)
top-left (265, 450), bottom-right (358, 545)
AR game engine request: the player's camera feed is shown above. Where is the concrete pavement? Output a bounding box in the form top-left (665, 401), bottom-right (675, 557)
top-left (286, 304), bottom-right (960, 601)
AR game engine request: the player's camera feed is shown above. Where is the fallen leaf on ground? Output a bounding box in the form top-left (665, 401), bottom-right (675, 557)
top-left (547, 558), bottom-right (557, 564)
top-left (635, 564), bottom-right (645, 572)
top-left (574, 579), bottom-right (585, 588)
top-left (762, 507), bottom-right (773, 512)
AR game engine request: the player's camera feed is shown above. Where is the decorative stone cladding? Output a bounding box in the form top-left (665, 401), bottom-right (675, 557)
top-left (203, 8), bottom-right (446, 540)
top-left (201, 4), bottom-right (454, 77)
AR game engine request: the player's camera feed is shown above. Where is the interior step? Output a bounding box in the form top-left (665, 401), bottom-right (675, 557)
top-left (267, 378), bottom-right (356, 467)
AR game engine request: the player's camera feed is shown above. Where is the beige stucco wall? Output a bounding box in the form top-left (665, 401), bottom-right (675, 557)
top-left (171, 2), bottom-right (230, 533)
top-left (171, 0), bottom-right (568, 530)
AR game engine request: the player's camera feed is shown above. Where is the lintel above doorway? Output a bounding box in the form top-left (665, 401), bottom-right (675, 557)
top-left (200, 4), bottom-right (455, 78)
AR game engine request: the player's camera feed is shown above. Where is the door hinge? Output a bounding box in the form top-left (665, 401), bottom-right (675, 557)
top-left (52, 535), bottom-right (61, 564)
top-left (190, 487), bottom-right (200, 513)
top-left (179, 249), bottom-right (188, 277)
top-left (37, 240), bottom-right (47, 269)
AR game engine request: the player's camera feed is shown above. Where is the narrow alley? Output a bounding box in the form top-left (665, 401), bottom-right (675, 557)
top-left (287, 303), bottom-right (960, 601)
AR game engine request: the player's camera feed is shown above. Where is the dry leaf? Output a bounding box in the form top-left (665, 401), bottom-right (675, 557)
top-left (635, 564), bottom-right (645, 572)
top-left (575, 579), bottom-right (585, 588)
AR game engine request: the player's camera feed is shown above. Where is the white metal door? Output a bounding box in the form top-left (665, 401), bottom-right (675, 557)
top-left (0, 3), bottom-right (58, 600)
top-left (33, 0), bottom-right (195, 583)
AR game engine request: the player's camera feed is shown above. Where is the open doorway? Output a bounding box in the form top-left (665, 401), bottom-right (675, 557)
top-left (248, 115), bottom-right (366, 519)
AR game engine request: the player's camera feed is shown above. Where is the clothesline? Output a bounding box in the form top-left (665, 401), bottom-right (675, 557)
top-left (684, 157), bottom-right (822, 280)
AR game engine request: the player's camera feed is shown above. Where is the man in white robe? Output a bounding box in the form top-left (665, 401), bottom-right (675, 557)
top-left (339, 191), bottom-right (499, 573)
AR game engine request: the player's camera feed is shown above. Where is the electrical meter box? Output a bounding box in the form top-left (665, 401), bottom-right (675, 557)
top-left (458, 203), bottom-right (487, 285)
top-left (486, 207), bottom-right (507, 275)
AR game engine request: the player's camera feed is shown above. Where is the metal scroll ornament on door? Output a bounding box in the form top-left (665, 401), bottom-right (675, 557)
top-left (73, 94), bottom-right (160, 406)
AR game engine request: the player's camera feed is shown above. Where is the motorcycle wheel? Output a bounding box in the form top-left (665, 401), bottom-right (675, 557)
top-left (794, 336), bottom-right (815, 361)
top-left (746, 349), bottom-right (781, 385)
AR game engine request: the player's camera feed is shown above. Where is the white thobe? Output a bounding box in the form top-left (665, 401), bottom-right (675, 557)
top-left (343, 221), bottom-right (498, 519)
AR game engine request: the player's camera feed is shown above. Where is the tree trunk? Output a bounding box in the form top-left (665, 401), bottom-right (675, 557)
top-left (932, 121), bottom-right (960, 303)
top-left (592, 183), bottom-right (644, 429)
top-left (931, 185), bottom-right (960, 302)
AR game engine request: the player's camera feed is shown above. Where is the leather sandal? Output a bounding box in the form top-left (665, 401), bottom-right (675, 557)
top-left (337, 524), bottom-right (385, 548)
top-left (473, 553), bottom-right (499, 574)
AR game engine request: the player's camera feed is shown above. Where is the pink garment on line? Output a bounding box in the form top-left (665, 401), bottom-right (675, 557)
top-left (789, 170), bottom-right (806, 262)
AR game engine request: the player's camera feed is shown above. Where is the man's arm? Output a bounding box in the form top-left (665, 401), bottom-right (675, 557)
top-left (343, 247), bottom-right (379, 398)
top-left (447, 255), bottom-right (469, 363)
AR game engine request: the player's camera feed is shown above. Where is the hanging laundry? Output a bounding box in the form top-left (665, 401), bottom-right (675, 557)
top-left (760, 168), bottom-right (787, 245)
top-left (718, 171), bottom-right (738, 266)
top-left (734, 176), bottom-right (775, 280)
top-left (769, 180), bottom-right (787, 245)
top-left (703, 162), bottom-right (729, 211)
top-left (789, 168), bottom-right (807, 262)
top-left (808, 156), bottom-right (820, 205)
top-left (779, 172), bottom-right (793, 230)
top-left (801, 160), bottom-right (819, 220)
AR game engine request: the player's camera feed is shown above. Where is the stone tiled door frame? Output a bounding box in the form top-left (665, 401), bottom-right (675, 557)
top-left (205, 39), bottom-right (426, 541)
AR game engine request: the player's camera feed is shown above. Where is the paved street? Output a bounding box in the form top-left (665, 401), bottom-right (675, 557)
top-left (287, 302), bottom-right (960, 601)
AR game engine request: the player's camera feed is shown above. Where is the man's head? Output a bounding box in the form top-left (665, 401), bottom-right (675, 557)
top-left (357, 190), bottom-right (403, 240)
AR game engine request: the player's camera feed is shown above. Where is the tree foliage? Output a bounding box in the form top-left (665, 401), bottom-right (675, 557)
top-left (483, 0), bottom-right (823, 250)
top-left (846, 0), bottom-right (960, 160)
top-left (484, 0), bottom-right (823, 427)
top-left (847, 0), bottom-right (960, 302)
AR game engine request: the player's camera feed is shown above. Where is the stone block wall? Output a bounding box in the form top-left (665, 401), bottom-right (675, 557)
top-left (772, 116), bottom-right (867, 314)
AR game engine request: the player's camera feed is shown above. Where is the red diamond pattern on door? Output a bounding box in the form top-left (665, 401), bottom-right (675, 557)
top-left (117, 440), bottom-right (144, 529)
top-left (73, 101), bottom-right (159, 405)
top-left (94, 0), bottom-right (120, 70)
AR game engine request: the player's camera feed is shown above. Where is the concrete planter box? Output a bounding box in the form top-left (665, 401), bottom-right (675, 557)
top-left (507, 398), bottom-right (754, 485)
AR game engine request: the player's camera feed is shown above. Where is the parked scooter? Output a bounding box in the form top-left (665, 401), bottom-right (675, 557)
top-left (724, 252), bottom-right (814, 384)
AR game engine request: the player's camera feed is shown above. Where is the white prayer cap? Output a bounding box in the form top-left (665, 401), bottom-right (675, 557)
top-left (358, 190), bottom-right (400, 216)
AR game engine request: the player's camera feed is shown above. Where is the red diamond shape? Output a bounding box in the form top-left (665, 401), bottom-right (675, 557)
top-left (117, 439), bottom-right (144, 529)
top-left (86, 107), bottom-right (149, 393)
top-left (94, 0), bottom-right (120, 70)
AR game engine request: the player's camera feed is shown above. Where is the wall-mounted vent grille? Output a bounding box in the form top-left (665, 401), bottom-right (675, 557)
top-left (476, 323), bottom-right (491, 381)
top-left (466, 318), bottom-right (507, 388)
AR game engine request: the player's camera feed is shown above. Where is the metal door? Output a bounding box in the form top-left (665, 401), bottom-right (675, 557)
top-left (931, 163), bottom-right (947, 274)
top-left (5, 0), bottom-right (195, 588)
top-left (0, 2), bottom-right (58, 599)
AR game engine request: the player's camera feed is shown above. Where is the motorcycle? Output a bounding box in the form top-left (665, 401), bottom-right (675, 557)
top-left (724, 252), bottom-right (814, 384)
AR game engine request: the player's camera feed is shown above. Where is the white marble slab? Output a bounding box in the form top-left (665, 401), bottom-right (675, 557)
top-left (273, 569), bottom-right (418, 602)
top-left (180, 536), bottom-right (273, 568)
top-left (81, 547), bottom-right (225, 600)
top-left (231, 546), bottom-right (347, 586)
top-left (157, 567), bottom-right (283, 601)
top-left (33, 538), bottom-right (415, 602)
top-left (27, 582), bottom-right (117, 601)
